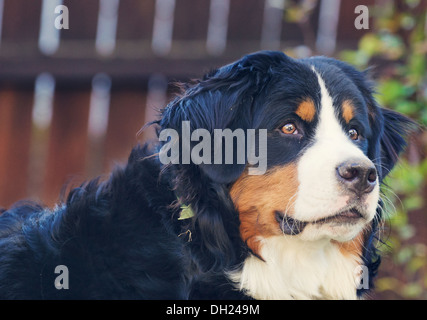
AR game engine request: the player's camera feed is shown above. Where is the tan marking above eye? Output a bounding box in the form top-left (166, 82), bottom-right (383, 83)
top-left (295, 99), bottom-right (316, 122)
top-left (342, 100), bottom-right (355, 124)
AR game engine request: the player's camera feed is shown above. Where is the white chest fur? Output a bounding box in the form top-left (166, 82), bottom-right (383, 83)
top-left (229, 236), bottom-right (362, 300)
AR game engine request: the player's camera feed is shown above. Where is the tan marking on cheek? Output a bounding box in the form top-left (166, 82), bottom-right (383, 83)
top-left (333, 229), bottom-right (368, 258)
top-left (295, 99), bottom-right (316, 122)
top-left (342, 100), bottom-right (355, 124)
top-left (230, 164), bottom-right (299, 258)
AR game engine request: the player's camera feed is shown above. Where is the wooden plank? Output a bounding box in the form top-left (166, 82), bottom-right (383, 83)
top-left (103, 89), bottom-right (147, 172)
top-left (0, 88), bottom-right (34, 208)
top-left (0, 89), bottom-right (15, 208)
top-left (281, 7), bottom-right (309, 43)
top-left (1, 0), bottom-right (42, 41)
top-left (228, 0), bottom-right (264, 41)
top-left (173, 0), bottom-right (210, 40)
top-left (337, 0), bottom-right (374, 40)
top-left (42, 89), bottom-right (91, 206)
top-left (61, 0), bottom-right (99, 40)
top-left (116, 0), bottom-right (155, 39)
top-left (0, 56), bottom-right (233, 86)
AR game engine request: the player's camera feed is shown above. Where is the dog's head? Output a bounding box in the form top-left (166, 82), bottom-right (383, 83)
top-left (159, 51), bottom-right (414, 276)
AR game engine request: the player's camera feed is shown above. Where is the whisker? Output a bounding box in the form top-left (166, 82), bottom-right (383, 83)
top-left (280, 192), bottom-right (299, 236)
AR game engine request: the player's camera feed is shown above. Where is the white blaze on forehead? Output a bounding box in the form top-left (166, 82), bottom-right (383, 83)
top-left (314, 68), bottom-right (352, 142)
top-left (311, 67), bottom-right (366, 161)
top-left (292, 68), bottom-right (378, 230)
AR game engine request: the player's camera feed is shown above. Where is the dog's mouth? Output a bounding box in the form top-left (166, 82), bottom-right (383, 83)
top-left (275, 212), bottom-right (307, 235)
top-left (275, 208), bottom-right (364, 235)
top-left (314, 208), bottom-right (363, 224)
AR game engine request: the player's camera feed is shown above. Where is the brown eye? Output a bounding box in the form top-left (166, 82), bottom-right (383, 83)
top-left (281, 123), bottom-right (298, 135)
top-left (349, 128), bottom-right (359, 140)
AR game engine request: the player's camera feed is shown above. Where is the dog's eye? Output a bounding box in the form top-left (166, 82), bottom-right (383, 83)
top-left (349, 128), bottom-right (359, 140)
top-left (281, 123), bottom-right (298, 135)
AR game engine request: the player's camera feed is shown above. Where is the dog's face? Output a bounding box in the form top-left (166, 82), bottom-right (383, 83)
top-left (161, 51), bottom-right (412, 260)
top-left (230, 62), bottom-right (380, 256)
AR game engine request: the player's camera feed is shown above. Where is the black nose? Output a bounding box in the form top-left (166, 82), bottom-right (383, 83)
top-left (336, 160), bottom-right (377, 195)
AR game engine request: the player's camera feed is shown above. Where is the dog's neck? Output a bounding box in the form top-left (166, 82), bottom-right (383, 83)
top-left (228, 235), bottom-right (363, 300)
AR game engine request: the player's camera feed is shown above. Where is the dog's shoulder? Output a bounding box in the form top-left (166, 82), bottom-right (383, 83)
top-left (0, 144), bottom-right (190, 299)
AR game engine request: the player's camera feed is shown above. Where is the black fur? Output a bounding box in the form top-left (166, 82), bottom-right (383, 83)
top-left (0, 51), bottom-right (415, 299)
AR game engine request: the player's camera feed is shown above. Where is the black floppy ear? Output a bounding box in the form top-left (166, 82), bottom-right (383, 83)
top-left (379, 108), bottom-right (418, 179)
top-left (159, 51), bottom-right (283, 184)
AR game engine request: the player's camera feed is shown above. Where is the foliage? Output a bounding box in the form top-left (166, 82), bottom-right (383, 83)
top-left (338, 0), bottom-right (427, 299)
top-left (340, 1), bottom-right (427, 125)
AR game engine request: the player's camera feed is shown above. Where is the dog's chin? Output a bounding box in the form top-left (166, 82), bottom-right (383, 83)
top-left (298, 220), bottom-right (366, 242)
top-left (277, 208), bottom-right (372, 242)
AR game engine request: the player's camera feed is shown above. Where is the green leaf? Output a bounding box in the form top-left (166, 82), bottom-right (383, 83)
top-left (407, 256), bottom-right (426, 273)
top-left (403, 195), bottom-right (423, 210)
top-left (402, 283), bottom-right (423, 298)
top-left (178, 204), bottom-right (195, 220)
top-left (375, 277), bottom-right (400, 292)
top-left (359, 34), bottom-right (382, 57)
top-left (377, 80), bottom-right (409, 105)
top-left (408, 53), bottom-right (426, 80)
top-left (421, 108), bottom-right (427, 126)
top-left (394, 100), bottom-right (420, 115)
top-left (397, 246), bottom-right (414, 264)
top-left (398, 224), bottom-right (416, 240)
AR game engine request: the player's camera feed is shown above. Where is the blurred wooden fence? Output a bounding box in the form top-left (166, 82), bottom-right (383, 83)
top-left (0, 0), bottom-right (372, 207)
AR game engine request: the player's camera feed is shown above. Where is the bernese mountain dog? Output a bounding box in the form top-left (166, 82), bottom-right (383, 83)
top-left (0, 51), bottom-right (416, 300)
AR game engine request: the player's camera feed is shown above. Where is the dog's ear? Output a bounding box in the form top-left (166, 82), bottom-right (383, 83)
top-left (379, 108), bottom-right (418, 178)
top-left (358, 89), bottom-right (418, 181)
top-left (159, 51), bottom-right (284, 184)
top-left (360, 91), bottom-right (416, 181)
